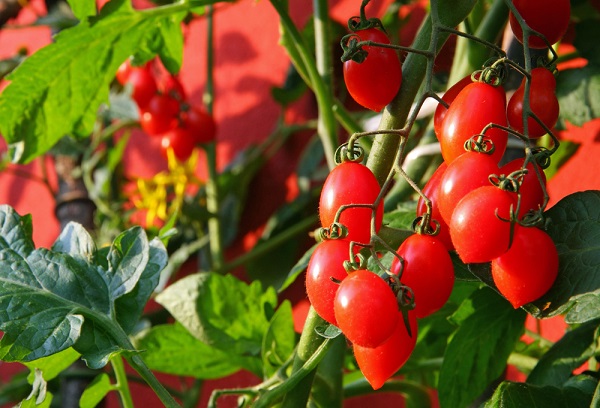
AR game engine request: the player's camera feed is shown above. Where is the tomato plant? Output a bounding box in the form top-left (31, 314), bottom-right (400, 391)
top-left (509, 0), bottom-right (571, 49)
top-left (139, 93), bottom-right (180, 136)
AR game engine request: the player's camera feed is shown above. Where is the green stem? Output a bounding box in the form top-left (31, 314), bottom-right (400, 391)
top-left (343, 378), bottom-right (432, 406)
top-left (111, 356), bottom-right (134, 408)
top-left (126, 354), bottom-right (181, 408)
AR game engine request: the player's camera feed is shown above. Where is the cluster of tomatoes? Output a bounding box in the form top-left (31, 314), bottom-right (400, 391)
top-left (116, 59), bottom-right (216, 161)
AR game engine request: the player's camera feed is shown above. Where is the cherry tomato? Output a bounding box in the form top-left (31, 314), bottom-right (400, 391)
top-left (491, 226), bottom-right (559, 308)
top-left (507, 67), bottom-right (559, 138)
top-left (159, 74), bottom-right (187, 101)
top-left (184, 106), bottom-right (217, 145)
top-left (343, 28), bottom-right (402, 112)
top-left (450, 185), bottom-right (517, 264)
top-left (433, 74), bottom-right (474, 138)
top-left (160, 126), bottom-right (196, 162)
top-left (139, 93), bottom-right (180, 136)
top-left (353, 310), bottom-right (417, 390)
top-left (437, 151), bottom-right (500, 224)
top-left (319, 162), bottom-right (383, 244)
top-left (125, 67), bottom-right (158, 109)
top-left (334, 269), bottom-right (399, 348)
top-left (500, 158), bottom-right (546, 218)
top-left (509, 0), bottom-right (571, 49)
top-left (438, 81), bottom-right (508, 164)
top-left (416, 162), bottom-right (453, 250)
top-left (116, 60), bottom-right (133, 85)
top-left (305, 239), bottom-right (352, 326)
top-left (391, 234), bottom-right (454, 318)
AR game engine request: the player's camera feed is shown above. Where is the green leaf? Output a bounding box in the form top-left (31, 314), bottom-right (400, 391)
top-left (556, 67), bottom-right (600, 127)
top-left (527, 319), bottom-right (600, 386)
top-left (155, 12), bottom-right (186, 73)
top-left (66, 0), bottom-right (97, 21)
top-left (574, 18), bottom-right (600, 67)
top-left (0, 3), bottom-right (185, 163)
top-left (262, 301), bottom-right (295, 378)
top-left (438, 287), bottom-right (526, 408)
top-left (484, 380), bottom-right (594, 408)
top-left (155, 272), bottom-right (278, 358)
top-left (278, 243), bottom-right (317, 294)
top-left (52, 222), bottom-right (96, 261)
top-left (0, 205), bottom-right (34, 257)
top-left (136, 322), bottom-right (258, 378)
top-left (79, 373), bottom-right (115, 408)
top-left (524, 191), bottom-right (600, 320)
top-left (383, 201), bottom-right (418, 231)
top-left (24, 348), bottom-right (80, 383)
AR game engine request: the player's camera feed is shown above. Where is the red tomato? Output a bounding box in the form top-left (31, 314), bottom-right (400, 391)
top-left (507, 67), bottom-right (559, 138)
top-left (491, 226), bottom-right (559, 308)
top-left (139, 93), bottom-right (180, 136)
top-left (343, 28), bottom-right (402, 112)
top-left (500, 157), bottom-right (547, 218)
top-left (116, 60), bottom-right (133, 85)
top-left (126, 67), bottom-right (158, 109)
top-left (391, 234), bottom-right (454, 318)
top-left (305, 239), bottom-right (352, 326)
top-left (160, 127), bottom-right (197, 162)
top-left (353, 310), bottom-right (417, 390)
top-left (433, 74), bottom-right (474, 138)
top-left (509, 0), bottom-right (571, 49)
top-left (450, 185), bottom-right (517, 264)
top-left (159, 74), bottom-right (187, 101)
top-left (184, 106), bottom-right (217, 145)
top-left (334, 269), bottom-right (399, 348)
top-left (416, 162), bottom-right (453, 250)
top-left (437, 151), bottom-right (500, 224)
top-left (438, 81), bottom-right (508, 164)
top-left (319, 162), bottom-right (383, 244)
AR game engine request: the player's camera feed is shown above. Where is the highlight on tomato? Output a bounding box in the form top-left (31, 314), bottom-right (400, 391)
top-left (509, 0), bottom-right (571, 49)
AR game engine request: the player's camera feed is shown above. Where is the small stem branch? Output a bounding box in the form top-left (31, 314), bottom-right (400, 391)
top-left (111, 356), bottom-right (134, 408)
top-left (126, 354), bottom-right (181, 408)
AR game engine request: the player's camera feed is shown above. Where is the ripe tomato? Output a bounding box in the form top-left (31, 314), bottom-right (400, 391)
top-left (507, 67), bottom-right (559, 138)
top-left (343, 28), bottom-right (402, 112)
top-left (437, 151), bottom-right (500, 224)
top-left (160, 127), bottom-right (196, 161)
top-left (139, 93), bottom-right (180, 136)
top-left (184, 106), bottom-right (217, 144)
top-left (509, 0), bottom-right (571, 49)
top-left (491, 226), bottom-right (559, 308)
top-left (433, 74), bottom-right (474, 138)
top-left (416, 162), bottom-right (453, 250)
top-left (450, 185), bottom-right (517, 264)
top-left (500, 158), bottom-right (546, 218)
top-left (334, 269), bottom-right (399, 348)
top-left (159, 74), bottom-right (187, 101)
top-left (116, 60), bottom-right (133, 85)
top-left (319, 162), bottom-right (383, 244)
top-left (391, 234), bottom-right (454, 318)
top-left (353, 310), bottom-right (417, 390)
top-left (305, 239), bottom-right (352, 326)
top-left (438, 81), bottom-right (508, 164)
top-left (125, 67), bottom-right (158, 109)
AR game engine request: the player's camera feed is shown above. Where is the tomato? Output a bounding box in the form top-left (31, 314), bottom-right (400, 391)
top-left (507, 67), bottom-right (559, 138)
top-left (491, 226), bottom-right (559, 308)
top-left (334, 269), bottom-right (399, 348)
top-left (184, 106), bottom-right (217, 144)
top-left (438, 81), bottom-right (508, 164)
top-left (116, 60), bottom-right (133, 85)
top-left (343, 28), bottom-right (402, 112)
top-left (159, 74), bottom-right (187, 101)
top-left (437, 151), bottom-right (500, 224)
top-left (450, 185), bottom-right (517, 264)
top-left (125, 66), bottom-right (158, 109)
top-left (139, 93), bottom-right (180, 136)
top-left (305, 239), bottom-right (352, 326)
top-left (319, 162), bottom-right (383, 244)
top-left (160, 126), bottom-right (197, 162)
top-left (416, 162), bottom-right (453, 250)
top-left (391, 234), bottom-right (454, 318)
top-left (500, 157), bottom-right (546, 218)
top-left (509, 0), bottom-right (571, 49)
top-left (433, 74), bottom-right (473, 138)
top-left (353, 310), bottom-right (417, 390)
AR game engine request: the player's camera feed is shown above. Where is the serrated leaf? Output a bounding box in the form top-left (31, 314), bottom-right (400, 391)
top-left (79, 373), bottom-right (115, 408)
top-left (524, 191), bottom-right (600, 319)
top-left (262, 301), bottom-right (295, 378)
top-left (438, 287), bottom-right (526, 408)
top-left (556, 67), bottom-right (600, 127)
top-left (66, 0), bottom-right (97, 21)
top-left (0, 3), bottom-right (184, 163)
top-left (136, 323), bottom-right (259, 378)
top-left (155, 272), bottom-right (278, 358)
top-left (484, 380), bottom-right (594, 408)
top-left (527, 319), bottom-right (600, 386)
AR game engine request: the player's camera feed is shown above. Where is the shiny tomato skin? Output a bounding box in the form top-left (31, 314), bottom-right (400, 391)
top-left (319, 162), bottom-right (383, 244)
top-left (305, 239), bottom-right (352, 326)
top-left (391, 234), bottom-right (454, 318)
top-left (438, 82), bottom-right (508, 164)
top-left (116, 60), bottom-right (133, 85)
top-left (160, 127), bottom-right (196, 162)
top-left (139, 93), bottom-right (180, 136)
top-left (159, 74), bottom-right (187, 101)
top-left (491, 226), bottom-right (559, 308)
top-left (437, 151), bottom-right (500, 224)
top-left (500, 158), bottom-right (546, 218)
top-left (416, 162), bottom-right (453, 250)
top-left (343, 28), bottom-right (402, 112)
top-left (507, 68), bottom-right (559, 138)
top-left (126, 67), bottom-right (158, 109)
top-left (185, 107), bottom-right (217, 144)
top-left (509, 0), bottom-right (571, 48)
top-left (334, 269), bottom-right (399, 348)
top-left (433, 74), bottom-right (474, 138)
top-left (353, 310), bottom-right (417, 390)
top-left (450, 186), bottom-right (517, 264)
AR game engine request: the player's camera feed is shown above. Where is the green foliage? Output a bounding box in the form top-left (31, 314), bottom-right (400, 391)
top-left (484, 379), bottom-right (596, 408)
